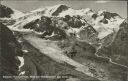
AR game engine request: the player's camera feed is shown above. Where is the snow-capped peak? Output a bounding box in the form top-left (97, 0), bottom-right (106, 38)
top-left (26, 4), bottom-right (94, 17)
top-left (45, 4), bottom-right (69, 16)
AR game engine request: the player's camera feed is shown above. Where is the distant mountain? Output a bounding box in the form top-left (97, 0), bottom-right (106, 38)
top-left (0, 4), bottom-right (25, 25)
top-left (8, 4), bottom-right (124, 40)
top-left (3, 4), bottom-right (125, 51)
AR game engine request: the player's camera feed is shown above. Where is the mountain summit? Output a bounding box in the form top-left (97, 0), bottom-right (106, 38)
top-left (8, 4), bottom-right (125, 40)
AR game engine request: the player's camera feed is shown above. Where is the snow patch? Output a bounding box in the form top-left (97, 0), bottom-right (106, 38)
top-left (11, 9), bottom-right (25, 19)
top-left (17, 56), bottom-right (24, 69)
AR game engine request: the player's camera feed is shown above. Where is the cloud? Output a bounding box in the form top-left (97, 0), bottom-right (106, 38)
top-left (95, 1), bottom-right (109, 3)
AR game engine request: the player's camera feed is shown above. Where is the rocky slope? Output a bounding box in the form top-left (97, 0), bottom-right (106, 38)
top-left (0, 23), bottom-right (23, 80)
top-left (97, 18), bottom-right (128, 68)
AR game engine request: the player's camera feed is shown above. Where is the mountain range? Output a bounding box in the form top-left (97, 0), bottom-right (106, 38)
top-left (0, 4), bottom-right (128, 81)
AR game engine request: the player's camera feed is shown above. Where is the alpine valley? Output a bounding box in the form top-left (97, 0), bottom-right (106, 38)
top-left (0, 4), bottom-right (128, 81)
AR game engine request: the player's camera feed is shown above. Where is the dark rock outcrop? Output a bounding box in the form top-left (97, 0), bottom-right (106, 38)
top-left (0, 23), bottom-right (23, 77)
top-left (52, 5), bottom-right (69, 16)
top-left (0, 4), bottom-right (14, 18)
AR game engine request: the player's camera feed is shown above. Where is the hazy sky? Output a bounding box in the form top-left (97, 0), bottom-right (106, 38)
top-left (1, 0), bottom-right (127, 18)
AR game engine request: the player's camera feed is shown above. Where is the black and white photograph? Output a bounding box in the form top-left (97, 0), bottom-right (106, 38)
top-left (0, 0), bottom-right (128, 81)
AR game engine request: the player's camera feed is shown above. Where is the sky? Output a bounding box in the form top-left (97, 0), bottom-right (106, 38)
top-left (1, 0), bottom-right (127, 18)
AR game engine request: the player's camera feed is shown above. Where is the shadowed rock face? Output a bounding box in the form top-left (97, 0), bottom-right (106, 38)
top-left (101, 12), bottom-right (119, 20)
top-left (0, 5), bottom-right (14, 18)
top-left (52, 5), bottom-right (69, 16)
top-left (0, 23), bottom-right (23, 76)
